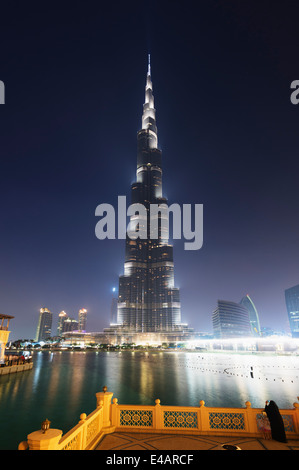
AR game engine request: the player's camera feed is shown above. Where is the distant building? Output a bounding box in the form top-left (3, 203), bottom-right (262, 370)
top-left (285, 284), bottom-right (299, 337)
top-left (110, 296), bottom-right (118, 325)
top-left (240, 294), bottom-right (261, 336)
top-left (212, 300), bottom-right (252, 339)
top-left (78, 309), bottom-right (87, 332)
top-left (35, 308), bottom-right (52, 341)
top-left (57, 311), bottom-right (68, 336)
top-left (62, 317), bottom-right (78, 333)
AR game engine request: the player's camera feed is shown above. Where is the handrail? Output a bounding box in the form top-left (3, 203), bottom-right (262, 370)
top-left (19, 388), bottom-right (299, 450)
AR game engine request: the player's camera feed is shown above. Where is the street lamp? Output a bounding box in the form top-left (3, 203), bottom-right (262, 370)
top-left (41, 418), bottom-right (51, 434)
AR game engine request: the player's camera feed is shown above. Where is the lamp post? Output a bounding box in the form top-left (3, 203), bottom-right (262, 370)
top-left (41, 419), bottom-right (51, 434)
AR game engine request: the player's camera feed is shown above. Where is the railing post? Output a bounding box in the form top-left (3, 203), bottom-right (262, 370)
top-left (27, 428), bottom-right (63, 450)
top-left (111, 398), bottom-right (119, 427)
top-left (78, 413), bottom-right (87, 450)
top-left (198, 400), bottom-right (209, 432)
top-left (154, 399), bottom-right (163, 430)
top-left (244, 401), bottom-right (257, 434)
top-left (95, 386), bottom-right (113, 428)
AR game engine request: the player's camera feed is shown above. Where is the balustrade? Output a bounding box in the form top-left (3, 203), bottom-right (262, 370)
top-left (18, 387), bottom-right (299, 450)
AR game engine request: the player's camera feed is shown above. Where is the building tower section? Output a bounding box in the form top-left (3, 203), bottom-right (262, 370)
top-left (117, 56), bottom-right (182, 333)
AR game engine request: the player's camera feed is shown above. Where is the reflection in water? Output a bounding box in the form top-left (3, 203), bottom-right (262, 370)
top-left (0, 350), bottom-right (299, 449)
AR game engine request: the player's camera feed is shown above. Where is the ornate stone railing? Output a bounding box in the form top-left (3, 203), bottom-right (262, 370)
top-left (111, 398), bottom-right (299, 436)
top-left (57, 407), bottom-right (104, 450)
top-left (18, 387), bottom-right (299, 450)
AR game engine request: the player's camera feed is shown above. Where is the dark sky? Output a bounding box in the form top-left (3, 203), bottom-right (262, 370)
top-left (1, 0), bottom-right (299, 341)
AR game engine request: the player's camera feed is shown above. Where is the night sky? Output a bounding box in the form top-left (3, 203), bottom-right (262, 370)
top-left (1, 1), bottom-right (299, 341)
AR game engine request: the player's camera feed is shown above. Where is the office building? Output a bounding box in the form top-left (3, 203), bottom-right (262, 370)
top-left (78, 308), bottom-right (87, 332)
top-left (62, 317), bottom-right (78, 333)
top-left (212, 300), bottom-right (252, 339)
top-left (57, 311), bottom-right (68, 336)
top-left (35, 308), bottom-right (52, 342)
top-left (285, 284), bottom-right (299, 337)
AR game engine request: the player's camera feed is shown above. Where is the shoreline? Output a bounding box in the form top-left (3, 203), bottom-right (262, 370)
top-left (6, 347), bottom-right (299, 357)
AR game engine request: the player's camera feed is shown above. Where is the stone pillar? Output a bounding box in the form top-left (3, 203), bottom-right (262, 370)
top-left (111, 398), bottom-right (119, 427)
top-left (27, 429), bottom-right (63, 450)
top-left (199, 400), bottom-right (209, 431)
top-left (95, 386), bottom-right (113, 428)
top-left (154, 399), bottom-right (163, 429)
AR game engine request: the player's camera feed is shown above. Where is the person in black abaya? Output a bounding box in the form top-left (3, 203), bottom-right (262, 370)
top-left (264, 400), bottom-right (287, 443)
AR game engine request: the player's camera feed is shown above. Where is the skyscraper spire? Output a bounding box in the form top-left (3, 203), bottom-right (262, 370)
top-left (142, 54), bottom-right (158, 147)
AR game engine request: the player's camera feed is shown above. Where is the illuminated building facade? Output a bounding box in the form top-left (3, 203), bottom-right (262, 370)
top-left (35, 307), bottom-right (52, 341)
top-left (285, 284), bottom-right (299, 337)
top-left (240, 294), bottom-right (261, 336)
top-left (212, 300), bottom-right (252, 339)
top-left (62, 317), bottom-right (78, 333)
top-left (78, 308), bottom-right (87, 332)
top-left (57, 310), bottom-right (68, 336)
top-left (116, 56), bottom-right (185, 335)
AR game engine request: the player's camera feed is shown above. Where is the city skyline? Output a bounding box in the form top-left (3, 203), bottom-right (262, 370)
top-left (1, 1), bottom-right (299, 341)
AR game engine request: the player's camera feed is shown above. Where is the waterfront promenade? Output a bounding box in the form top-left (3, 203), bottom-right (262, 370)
top-left (96, 431), bottom-right (299, 450)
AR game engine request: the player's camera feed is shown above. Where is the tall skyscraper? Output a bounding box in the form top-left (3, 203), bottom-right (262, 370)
top-left (285, 284), bottom-right (299, 337)
top-left (116, 56), bottom-right (183, 334)
top-left (78, 308), bottom-right (87, 331)
top-left (240, 294), bottom-right (261, 336)
top-left (212, 300), bottom-right (252, 339)
top-left (57, 310), bottom-right (68, 336)
top-left (35, 307), bottom-right (52, 342)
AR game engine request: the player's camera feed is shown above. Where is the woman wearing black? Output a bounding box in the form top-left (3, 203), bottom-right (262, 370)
top-left (264, 400), bottom-right (287, 443)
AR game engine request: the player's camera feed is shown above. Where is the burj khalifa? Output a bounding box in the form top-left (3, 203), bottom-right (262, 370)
top-left (115, 56), bottom-right (186, 335)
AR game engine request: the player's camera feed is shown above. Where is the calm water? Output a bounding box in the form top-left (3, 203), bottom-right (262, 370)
top-left (1, 350), bottom-right (299, 449)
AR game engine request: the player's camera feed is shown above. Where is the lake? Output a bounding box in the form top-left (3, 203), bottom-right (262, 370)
top-left (1, 349), bottom-right (299, 449)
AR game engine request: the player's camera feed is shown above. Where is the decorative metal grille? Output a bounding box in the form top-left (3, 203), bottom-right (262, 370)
top-left (209, 412), bottom-right (245, 430)
top-left (163, 411), bottom-right (198, 428)
top-left (120, 409), bottom-right (153, 427)
top-left (282, 414), bottom-right (295, 432)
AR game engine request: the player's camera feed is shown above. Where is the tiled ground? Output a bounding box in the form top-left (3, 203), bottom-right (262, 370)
top-left (95, 432), bottom-right (299, 451)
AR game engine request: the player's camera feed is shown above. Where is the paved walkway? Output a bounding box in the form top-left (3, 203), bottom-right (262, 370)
top-left (96, 432), bottom-right (299, 451)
